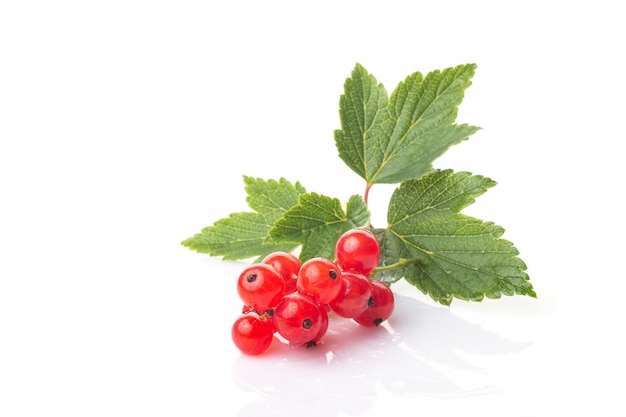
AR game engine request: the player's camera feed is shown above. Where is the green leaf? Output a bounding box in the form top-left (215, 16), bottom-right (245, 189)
top-left (335, 63), bottom-right (480, 185)
top-left (181, 177), bottom-right (305, 261)
top-left (373, 170), bottom-right (535, 305)
top-left (334, 63), bottom-right (389, 181)
top-left (268, 193), bottom-right (370, 261)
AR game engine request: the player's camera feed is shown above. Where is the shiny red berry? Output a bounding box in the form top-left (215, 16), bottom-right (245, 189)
top-left (273, 293), bottom-right (324, 346)
top-left (353, 280), bottom-right (394, 327)
top-left (328, 272), bottom-right (373, 318)
top-left (262, 251), bottom-right (300, 294)
top-left (335, 229), bottom-right (380, 275)
top-left (231, 312), bottom-right (274, 355)
top-left (296, 257), bottom-right (343, 304)
top-left (237, 264), bottom-right (285, 312)
top-left (307, 304), bottom-right (329, 347)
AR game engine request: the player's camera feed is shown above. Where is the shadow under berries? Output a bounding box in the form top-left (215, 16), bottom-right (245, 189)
top-left (232, 293), bottom-right (531, 417)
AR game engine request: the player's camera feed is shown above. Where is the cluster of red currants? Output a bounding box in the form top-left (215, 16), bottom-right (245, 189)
top-left (231, 228), bottom-right (395, 355)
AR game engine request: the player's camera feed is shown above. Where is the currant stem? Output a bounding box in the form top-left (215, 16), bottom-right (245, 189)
top-left (364, 183), bottom-right (372, 205)
top-left (372, 258), bottom-right (424, 273)
top-left (364, 183), bottom-right (373, 228)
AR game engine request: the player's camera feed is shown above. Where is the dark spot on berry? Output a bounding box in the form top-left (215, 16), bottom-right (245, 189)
top-left (373, 318), bottom-right (383, 326)
top-left (246, 272), bottom-right (257, 283)
top-left (367, 296), bottom-right (375, 307)
top-left (306, 340), bottom-right (318, 348)
top-left (242, 305), bottom-right (256, 314)
top-left (329, 270), bottom-right (338, 280)
top-left (302, 318), bottom-right (313, 329)
top-left (265, 308), bottom-right (274, 317)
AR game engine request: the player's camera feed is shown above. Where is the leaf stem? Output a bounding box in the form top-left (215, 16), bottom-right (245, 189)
top-left (364, 183), bottom-right (372, 205)
top-left (364, 183), bottom-right (373, 228)
top-left (373, 257), bottom-right (423, 273)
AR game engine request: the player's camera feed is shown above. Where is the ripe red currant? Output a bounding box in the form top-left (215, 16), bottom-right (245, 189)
top-left (237, 264), bottom-right (285, 312)
top-left (231, 312), bottom-right (274, 355)
top-left (262, 251), bottom-right (300, 294)
top-left (296, 257), bottom-right (343, 304)
top-left (335, 228), bottom-right (380, 275)
top-left (328, 271), bottom-right (373, 318)
top-left (273, 293), bottom-right (324, 346)
top-left (307, 304), bottom-right (329, 347)
top-left (353, 280), bottom-right (394, 327)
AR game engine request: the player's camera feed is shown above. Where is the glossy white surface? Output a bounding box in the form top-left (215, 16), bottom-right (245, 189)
top-left (1, 0), bottom-right (625, 415)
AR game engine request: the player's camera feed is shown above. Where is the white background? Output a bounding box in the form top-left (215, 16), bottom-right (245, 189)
top-left (1, 0), bottom-right (625, 416)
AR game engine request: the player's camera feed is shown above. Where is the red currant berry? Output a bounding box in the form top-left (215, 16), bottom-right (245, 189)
top-left (273, 293), bottom-right (324, 346)
top-left (328, 272), bottom-right (373, 318)
top-left (307, 304), bottom-right (329, 347)
top-left (237, 264), bottom-right (285, 312)
top-left (231, 312), bottom-right (274, 355)
top-left (262, 251), bottom-right (300, 294)
top-left (353, 280), bottom-right (394, 327)
top-left (335, 228), bottom-right (380, 275)
top-left (297, 257), bottom-right (343, 304)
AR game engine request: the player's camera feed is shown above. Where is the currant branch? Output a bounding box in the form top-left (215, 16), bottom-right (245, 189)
top-left (364, 183), bottom-right (372, 205)
top-left (364, 182), bottom-right (374, 229)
